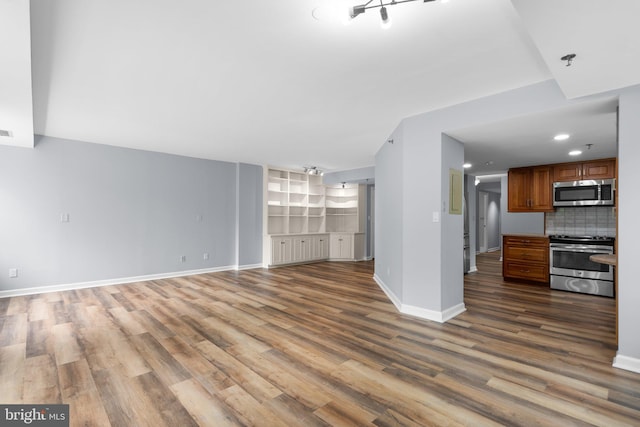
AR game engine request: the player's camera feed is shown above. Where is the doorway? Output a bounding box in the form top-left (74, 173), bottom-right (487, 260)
top-left (478, 191), bottom-right (488, 253)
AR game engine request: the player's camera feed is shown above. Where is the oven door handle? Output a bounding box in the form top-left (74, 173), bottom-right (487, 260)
top-left (551, 246), bottom-right (613, 253)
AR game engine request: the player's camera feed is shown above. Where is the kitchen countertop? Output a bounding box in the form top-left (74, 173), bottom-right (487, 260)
top-left (590, 254), bottom-right (617, 266)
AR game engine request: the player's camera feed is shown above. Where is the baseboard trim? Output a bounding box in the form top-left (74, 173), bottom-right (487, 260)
top-left (373, 274), bottom-right (402, 312)
top-left (372, 274), bottom-right (466, 323)
top-left (468, 266), bottom-right (478, 273)
top-left (0, 264), bottom-right (259, 299)
top-left (613, 354), bottom-right (640, 374)
top-left (237, 263), bottom-right (263, 271)
top-left (401, 302), bottom-right (466, 323)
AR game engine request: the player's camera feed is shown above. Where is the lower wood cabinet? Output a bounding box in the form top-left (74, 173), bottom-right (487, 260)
top-left (502, 235), bottom-right (550, 283)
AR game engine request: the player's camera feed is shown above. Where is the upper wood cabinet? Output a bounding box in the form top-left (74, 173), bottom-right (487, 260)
top-left (508, 166), bottom-right (553, 212)
top-left (553, 158), bottom-right (616, 182)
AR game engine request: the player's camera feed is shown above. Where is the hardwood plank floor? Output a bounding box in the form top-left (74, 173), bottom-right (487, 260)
top-left (1, 253), bottom-right (640, 426)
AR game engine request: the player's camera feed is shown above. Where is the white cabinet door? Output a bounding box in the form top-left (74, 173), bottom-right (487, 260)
top-left (271, 237), bottom-right (292, 265)
top-left (316, 235), bottom-right (329, 259)
top-left (292, 236), bottom-right (312, 263)
top-left (330, 233), bottom-right (354, 260)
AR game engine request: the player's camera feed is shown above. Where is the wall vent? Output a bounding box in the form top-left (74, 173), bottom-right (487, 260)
top-left (0, 129), bottom-right (13, 137)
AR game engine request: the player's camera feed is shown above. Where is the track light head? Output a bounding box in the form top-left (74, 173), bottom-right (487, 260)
top-left (380, 6), bottom-right (391, 28)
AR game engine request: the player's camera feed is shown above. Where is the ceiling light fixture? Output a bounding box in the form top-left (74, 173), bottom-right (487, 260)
top-left (463, 163), bottom-right (472, 169)
top-left (349, 0), bottom-right (436, 26)
top-left (303, 166), bottom-right (324, 176)
top-left (569, 150), bottom-right (582, 156)
top-left (554, 133), bottom-right (570, 141)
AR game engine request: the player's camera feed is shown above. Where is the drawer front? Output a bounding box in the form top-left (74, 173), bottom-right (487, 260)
top-left (504, 245), bottom-right (548, 263)
top-left (503, 236), bottom-right (548, 247)
top-left (503, 260), bottom-right (548, 282)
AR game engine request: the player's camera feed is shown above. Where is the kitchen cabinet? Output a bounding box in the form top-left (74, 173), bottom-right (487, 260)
top-left (502, 235), bottom-right (549, 283)
top-left (507, 166), bottom-right (553, 212)
top-left (553, 158), bottom-right (616, 182)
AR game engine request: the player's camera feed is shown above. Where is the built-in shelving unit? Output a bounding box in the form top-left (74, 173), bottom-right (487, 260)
top-left (266, 168), bottom-right (325, 235)
top-left (263, 167), bottom-right (367, 267)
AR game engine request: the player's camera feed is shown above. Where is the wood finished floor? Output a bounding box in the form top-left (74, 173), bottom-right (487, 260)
top-left (1, 252), bottom-right (640, 426)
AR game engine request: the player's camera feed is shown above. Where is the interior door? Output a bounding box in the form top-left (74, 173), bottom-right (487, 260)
top-left (479, 191), bottom-right (488, 253)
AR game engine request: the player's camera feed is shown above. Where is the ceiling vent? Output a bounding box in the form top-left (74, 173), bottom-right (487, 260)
top-left (0, 129), bottom-right (13, 138)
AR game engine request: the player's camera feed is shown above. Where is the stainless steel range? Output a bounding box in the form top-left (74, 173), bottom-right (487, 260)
top-left (549, 235), bottom-right (615, 297)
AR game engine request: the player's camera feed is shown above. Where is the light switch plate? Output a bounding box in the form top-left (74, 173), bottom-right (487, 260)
top-left (432, 212), bottom-right (440, 222)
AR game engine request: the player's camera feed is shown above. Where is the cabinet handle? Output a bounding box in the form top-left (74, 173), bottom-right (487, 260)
top-left (280, 242), bottom-right (285, 245)
top-left (301, 240), bottom-right (305, 243)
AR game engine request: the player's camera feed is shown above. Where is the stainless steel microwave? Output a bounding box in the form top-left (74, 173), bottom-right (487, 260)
top-left (553, 179), bottom-right (615, 207)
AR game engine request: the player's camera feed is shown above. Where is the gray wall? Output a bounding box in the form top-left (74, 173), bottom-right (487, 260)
top-left (0, 136), bottom-right (262, 292)
top-left (617, 85), bottom-right (640, 366)
top-left (464, 174), bottom-right (477, 272)
top-left (375, 80), bottom-right (569, 318)
top-left (238, 163), bottom-right (263, 267)
top-left (440, 134), bottom-right (465, 309)
top-left (374, 126), bottom-right (404, 302)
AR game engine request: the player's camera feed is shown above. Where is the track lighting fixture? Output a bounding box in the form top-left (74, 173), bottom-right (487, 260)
top-left (303, 166), bottom-right (324, 176)
top-left (349, 0), bottom-right (436, 26)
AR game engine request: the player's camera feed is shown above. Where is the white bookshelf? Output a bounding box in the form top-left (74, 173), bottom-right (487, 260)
top-left (264, 167), bottom-right (366, 266)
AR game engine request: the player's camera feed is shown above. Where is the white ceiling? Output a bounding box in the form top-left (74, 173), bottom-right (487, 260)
top-left (2, 0), bottom-right (640, 173)
top-left (449, 97), bottom-right (619, 176)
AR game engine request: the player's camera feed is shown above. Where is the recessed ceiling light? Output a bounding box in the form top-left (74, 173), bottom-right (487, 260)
top-left (463, 163), bottom-right (472, 169)
top-left (554, 133), bottom-right (570, 141)
top-left (569, 150), bottom-right (582, 156)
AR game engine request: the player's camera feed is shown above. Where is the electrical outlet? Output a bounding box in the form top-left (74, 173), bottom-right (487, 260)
top-left (60, 213), bottom-right (70, 223)
top-left (203, 252), bottom-right (209, 260)
top-left (196, 214), bottom-right (203, 222)
top-left (9, 268), bottom-right (18, 278)
top-left (180, 255), bottom-right (186, 263)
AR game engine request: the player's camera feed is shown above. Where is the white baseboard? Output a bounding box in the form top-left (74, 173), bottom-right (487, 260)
top-left (373, 274), bottom-right (402, 312)
top-left (373, 274), bottom-right (466, 323)
top-left (237, 263), bottom-right (263, 271)
top-left (0, 264), bottom-right (260, 299)
top-left (487, 247), bottom-right (501, 253)
top-left (468, 266), bottom-right (478, 273)
top-left (613, 354), bottom-right (640, 374)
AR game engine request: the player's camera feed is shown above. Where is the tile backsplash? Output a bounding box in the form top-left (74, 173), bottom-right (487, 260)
top-left (545, 206), bottom-right (616, 237)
